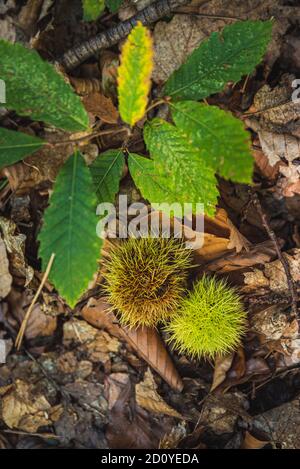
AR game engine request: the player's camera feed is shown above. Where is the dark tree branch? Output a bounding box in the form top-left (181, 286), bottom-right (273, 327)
top-left (58, 0), bottom-right (191, 70)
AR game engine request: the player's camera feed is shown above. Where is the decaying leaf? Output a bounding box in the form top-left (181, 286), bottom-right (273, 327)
top-left (6, 289), bottom-right (57, 340)
top-left (152, 14), bottom-right (226, 84)
top-left (159, 422), bottom-right (187, 449)
top-left (199, 393), bottom-right (250, 435)
top-left (211, 353), bottom-right (235, 392)
top-left (0, 236), bottom-right (12, 299)
top-left (0, 217), bottom-right (33, 285)
top-left (241, 431), bottom-right (268, 449)
top-left (83, 92), bottom-right (119, 123)
top-left (1, 134), bottom-right (73, 194)
top-left (63, 318), bottom-right (120, 363)
top-left (252, 76), bottom-right (300, 135)
top-left (0, 379), bottom-right (63, 432)
top-left (81, 297), bottom-right (183, 391)
top-left (135, 368), bottom-right (182, 418)
top-left (243, 248), bottom-right (300, 292)
top-left (250, 304), bottom-right (300, 367)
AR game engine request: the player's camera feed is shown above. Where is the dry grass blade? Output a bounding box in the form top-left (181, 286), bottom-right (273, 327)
top-left (15, 253), bottom-right (55, 350)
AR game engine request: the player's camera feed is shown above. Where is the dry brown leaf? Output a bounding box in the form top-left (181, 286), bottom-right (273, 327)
top-left (0, 217), bottom-right (33, 285)
top-left (6, 288), bottom-right (57, 340)
top-left (69, 76), bottom-right (101, 95)
top-left (153, 14), bottom-right (225, 84)
top-left (226, 217), bottom-right (251, 253)
top-left (243, 248), bottom-right (300, 293)
top-left (63, 319), bottom-right (120, 363)
top-left (252, 147), bottom-right (282, 180)
top-left (0, 379), bottom-right (63, 432)
top-left (1, 134), bottom-right (73, 195)
top-left (83, 92), bottom-right (119, 124)
top-left (136, 368), bottom-right (182, 418)
top-left (81, 296), bottom-right (124, 340)
top-left (123, 326), bottom-right (183, 392)
top-left (249, 304), bottom-right (300, 367)
top-left (200, 393), bottom-right (250, 435)
top-left (100, 51), bottom-right (119, 98)
top-left (159, 422), bottom-right (187, 449)
top-left (81, 297), bottom-right (183, 391)
top-left (0, 237), bottom-right (12, 299)
top-left (106, 373), bottom-right (130, 410)
top-left (211, 353), bottom-right (234, 392)
top-left (206, 240), bottom-right (276, 273)
top-left (18, 0), bottom-right (44, 35)
top-left (279, 163), bottom-right (300, 197)
top-left (241, 431), bottom-right (268, 449)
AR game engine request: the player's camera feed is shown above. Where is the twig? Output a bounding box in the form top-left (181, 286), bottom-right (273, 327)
top-left (47, 127), bottom-right (129, 147)
top-left (252, 194), bottom-right (298, 318)
top-left (58, 0), bottom-right (191, 70)
top-left (15, 253), bottom-right (55, 350)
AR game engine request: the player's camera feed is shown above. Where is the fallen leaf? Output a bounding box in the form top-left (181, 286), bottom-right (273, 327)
top-left (252, 75), bottom-right (300, 135)
top-left (252, 147), bottom-right (282, 180)
top-left (159, 422), bottom-right (187, 449)
top-left (241, 431), bottom-right (268, 449)
top-left (1, 133), bottom-right (73, 195)
top-left (136, 368), bottom-right (182, 418)
top-left (123, 326), bottom-right (184, 392)
top-left (18, 0), bottom-right (44, 35)
top-left (106, 377), bottom-right (173, 449)
top-left (199, 393), bottom-right (250, 435)
top-left (211, 353), bottom-right (234, 392)
top-left (6, 288), bottom-right (57, 340)
top-left (0, 217), bottom-right (33, 285)
top-left (206, 241), bottom-right (276, 273)
top-left (152, 14), bottom-right (226, 84)
top-left (244, 248), bottom-right (300, 292)
top-left (63, 319), bottom-right (120, 363)
top-left (0, 379), bottom-right (63, 432)
top-left (83, 92), bottom-right (119, 124)
top-left (279, 163), bottom-right (300, 197)
top-left (105, 373), bottom-right (130, 410)
top-left (81, 297), bottom-right (183, 391)
top-left (0, 237), bottom-right (12, 299)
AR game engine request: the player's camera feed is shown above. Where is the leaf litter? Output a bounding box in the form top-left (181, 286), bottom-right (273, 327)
top-left (0, 0), bottom-right (300, 450)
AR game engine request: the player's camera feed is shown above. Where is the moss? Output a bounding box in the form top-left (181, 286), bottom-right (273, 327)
top-left (104, 237), bottom-right (193, 327)
top-left (165, 275), bottom-right (247, 359)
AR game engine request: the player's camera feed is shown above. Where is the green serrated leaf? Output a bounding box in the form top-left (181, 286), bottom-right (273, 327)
top-left (0, 40), bottom-right (89, 132)
top-left (138, 119), bottom-right (218, 216)
top-left (0, 127), bottom-right (44, 170)
top-left (105, 0), bottom-right (123, 13)
top-left (118, 22), bottom-right (153, 126)
top-left (90, 149), bottom-right (125, 204)
top-left (171, 101), bottom-right (253, 183)
top-left (82, 0), bottom-right (105, 21)
top-left (38, 151), bottom-right (101, 308)
top-left (128, 152), bottom-right (176, 206)
top-left (164, 20), bottom-right (273, 100)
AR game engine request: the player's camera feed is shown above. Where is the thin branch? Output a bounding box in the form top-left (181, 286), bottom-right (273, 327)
top-left (252, 194), bottom-right (298, 318)
top-left (47, 127), bottom-right (130, 146)
top-left (15, 253), bottom-right (55, 350)
top-left (58, 0), bottom-right (192, 70)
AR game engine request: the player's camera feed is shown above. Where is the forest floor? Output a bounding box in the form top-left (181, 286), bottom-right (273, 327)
top-left (1, 0), bottom-right (300, 450)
